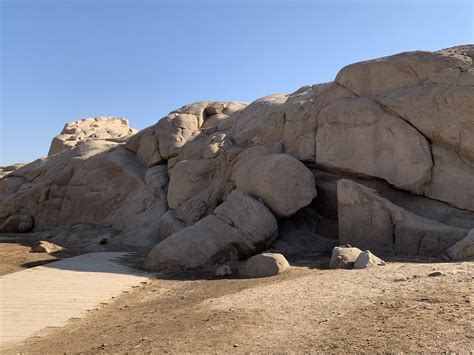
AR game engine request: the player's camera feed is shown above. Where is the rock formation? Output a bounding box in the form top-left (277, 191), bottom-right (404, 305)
top-left (1, 45), bottom-right (473, 268)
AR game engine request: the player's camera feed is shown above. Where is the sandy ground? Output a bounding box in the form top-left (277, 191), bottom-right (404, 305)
top-left (0, 237), bottom-right (84, 276)
top-left (1, 239), bottom-right (472, 354)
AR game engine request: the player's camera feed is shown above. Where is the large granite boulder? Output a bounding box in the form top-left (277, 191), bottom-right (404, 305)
top-left (316, 97), bottom-right (432, 193)
top-left (337, 179), bottom-right (469, 256)
top-left (48, 116), bottom-right (137, 156)
top-left (232, 154), bottom-right (317, 217)
top-left (143, 190), bottom-right (277, 270)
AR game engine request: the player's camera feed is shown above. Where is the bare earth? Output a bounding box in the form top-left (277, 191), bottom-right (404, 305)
top-left (0, 239), bottom-right (472, 354)
top-left (0, 238), bottom-right (83, 276)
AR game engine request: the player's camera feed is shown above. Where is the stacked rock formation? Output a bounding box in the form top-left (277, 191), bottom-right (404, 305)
top-left (1, 45), bottom-right (473, 268)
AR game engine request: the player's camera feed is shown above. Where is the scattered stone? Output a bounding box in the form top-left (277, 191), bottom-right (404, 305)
top-left (215, 265), bottom-right (232, 277)
top-left (238, 253), bottom-right (289, 278)
top-left (354, 250), bottom-right (386, 269)
top-left (447, 229), bottom-right (474, 261)
top-left (329, 246), bottom-right (363, 269)
top-left (428, 271), bottom-right (443, 277)
top-left (31, 240), bottom-right (64, 253)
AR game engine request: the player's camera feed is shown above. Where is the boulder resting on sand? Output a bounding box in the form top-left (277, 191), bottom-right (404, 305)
top-left (329, 246), bottom-right (363, 269)
top-left (143, 190), bottom-right (278, 270)
top-left (238, 253), bottom-right (290, 278)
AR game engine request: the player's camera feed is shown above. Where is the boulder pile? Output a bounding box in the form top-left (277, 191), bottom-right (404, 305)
top-left (1, 45), bottom-right (473, 269)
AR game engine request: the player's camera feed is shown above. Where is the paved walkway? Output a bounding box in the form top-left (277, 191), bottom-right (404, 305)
top-left (0, 252), bottom-right (151, 346)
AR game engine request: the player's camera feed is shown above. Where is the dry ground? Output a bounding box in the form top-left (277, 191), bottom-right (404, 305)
top-left (1, 238), bottom-right (473, 354)
top-left (0, 237), bottom-right (83, 276)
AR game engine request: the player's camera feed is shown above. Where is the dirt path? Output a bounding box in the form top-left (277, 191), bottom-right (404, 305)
top-left (0, 238), bottom-right (68, 276)
top-left (4, 260), bottom-right (473, 353)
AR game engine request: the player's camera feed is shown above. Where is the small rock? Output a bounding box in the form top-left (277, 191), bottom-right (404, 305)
top-left (238, 253), bottom-right (289, 278)
top-left (447, 229), bottom-right (474, 261)
top-left (31, 240), bottom-right (64, 253)
top-left (354, 250), bottom-right (385, 269)
top-left (428, 271), bottom-right (443, 277)
top-left (329, 246), bottom-right (363, 269)
top-left (215, 265), bottom-right (232, 277)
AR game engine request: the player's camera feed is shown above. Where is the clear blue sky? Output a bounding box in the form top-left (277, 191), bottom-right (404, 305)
top-left (1, 0), bottom-right (473, 165)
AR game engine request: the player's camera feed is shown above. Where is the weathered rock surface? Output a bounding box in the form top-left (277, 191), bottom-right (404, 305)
top-left (337, 179), bottom-right (469, 256)
top-left (238, 253), bottom-right (289, 278)
top-left (48, 117), bottom-right (137, 156)
top-left (215, 264), bottom-right (233, 277)
top-left (1, 45), bottom-right (473, 268)
top-left (354, 251), bottom-right (386, 269)
top-left (316, 97), bottom-right (432, 193)
top-left (143, 190), bottom-right (277, 270)
top-left (232, 154), bottom-right (317, 217)
top-left (0, 214), bottom-right (33, 233)
top-left (31, 240), bottom-right (64, 253)
top-left (447, 229), bottom-right (474, 260)
top-left (329, 246), bottom-right (363, 269)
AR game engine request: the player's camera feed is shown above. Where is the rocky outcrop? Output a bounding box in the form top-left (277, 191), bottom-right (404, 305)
top-left (337, 179), bottom-right (469, 256)
top-left (316, 97), bottom-right (432, 193)
top-left (143, 190), bottom-right (278, 270)
top-left (1, 45), bottom-right (473, 268)
top-left (48, 117), bottom-right (137, 156)
top-left (231, 154), bottom-right (317, 217)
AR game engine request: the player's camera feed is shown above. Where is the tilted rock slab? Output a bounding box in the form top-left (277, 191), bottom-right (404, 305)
top-left (143, 190), bottom-right (278, 270)
top-left (337, 179), bottom-right (469, 256)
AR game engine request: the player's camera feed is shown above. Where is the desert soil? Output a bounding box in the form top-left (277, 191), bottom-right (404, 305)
top-left (1, 239), bottom-right (473, 354)
top-left (0, 237), bottom-right (83, 276)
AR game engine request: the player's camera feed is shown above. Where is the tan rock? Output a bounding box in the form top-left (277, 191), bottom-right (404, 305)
top-left (336, 50), bottom-right (469, 96)
top-left (31, 240), bottom-right (64, 253)
top-left (423, 145), bottom-right (474, 212)
top-left (447, 229), bottom-right (474, 261)
top-left (232, 154), bottom-right (317, 217)
top-left (378, 84), bottom-right (474, 163)
top-left (354, 251), bottom-right (385, 269)
top-left (329, 246), bottom-right (363, 269)
top-left (316, 98), bottom-right (432, 193)
top-left (167, 159), bottom-right (215, 210)
top-left (143, 191), bottom-right (277, 270)
top-left (337, 179), bottom-right (469, 256)
top-left (48, 116), bottom-right (136, 156)
top-left (232, 94), bottom-right (288, 147)
top-left (238, 253), bottom-right (289, 278)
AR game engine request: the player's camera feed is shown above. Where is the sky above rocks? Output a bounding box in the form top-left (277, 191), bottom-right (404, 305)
top-left (1, 0), bottom-right (473, 165)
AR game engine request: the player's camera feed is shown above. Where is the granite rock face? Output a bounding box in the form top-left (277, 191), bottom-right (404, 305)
top-left (49, 116), bottom-right (137, 156)
top-left (1, 45), bottom-right (473, 268)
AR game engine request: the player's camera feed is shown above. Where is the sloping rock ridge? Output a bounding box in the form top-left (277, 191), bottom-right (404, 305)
top-left (1, 45), bottom-right (473, 268)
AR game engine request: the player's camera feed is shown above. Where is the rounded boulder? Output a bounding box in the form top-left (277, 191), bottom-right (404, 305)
top-left (231, 154), bottom-right (317, 217)
top-left (238, 253), bottom-right (290, 278)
